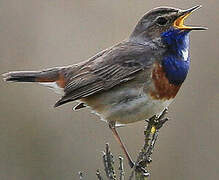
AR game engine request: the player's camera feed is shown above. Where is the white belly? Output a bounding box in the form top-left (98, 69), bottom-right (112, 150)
top-left (83, 87), bottom-right (173, 125)
top-left (105, 92), bottom-right (173, 125)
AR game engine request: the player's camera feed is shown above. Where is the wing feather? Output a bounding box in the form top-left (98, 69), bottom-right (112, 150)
top-left (54, 42), bottom-right (154, 107)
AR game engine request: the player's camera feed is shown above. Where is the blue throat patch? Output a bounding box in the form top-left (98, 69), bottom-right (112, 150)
top-left (161, 28), bottom-right (190, 85)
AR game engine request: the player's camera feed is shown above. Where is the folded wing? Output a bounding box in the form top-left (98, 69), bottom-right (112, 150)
top-left (55, 42), bottom-right (153, 107)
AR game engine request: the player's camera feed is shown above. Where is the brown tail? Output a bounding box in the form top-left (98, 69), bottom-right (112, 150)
top-left (3, 68), bottom-right (62, 83)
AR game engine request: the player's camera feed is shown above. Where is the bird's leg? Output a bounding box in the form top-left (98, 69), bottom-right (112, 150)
top-left (109, 122), bottom-right (135, 168)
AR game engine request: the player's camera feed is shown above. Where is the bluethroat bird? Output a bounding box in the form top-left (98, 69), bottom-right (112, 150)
top-left (3, 5), bottom-right (206, 167)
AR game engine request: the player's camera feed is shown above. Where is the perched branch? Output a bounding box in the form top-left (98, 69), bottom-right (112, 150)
top-left (79, 108), bottom-right (169, 179)
top-left (103, 143), bottom-right (117, 180)
top-left (132, 108), bottom-right (169, 179)
top-left (96, 170), bottom-right (104, 180)
top-left (118, 156), bottom-right (125, 180)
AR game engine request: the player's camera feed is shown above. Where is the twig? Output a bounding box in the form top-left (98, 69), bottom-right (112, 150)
top-left (96, 170), bottom-right (104, 180)
top-left (79, 108), bottom-right (169, 179)
top-left (103, 143), bottom-right (117, 180)
top-left (78, 171), bottom-right (84, 180)
top-left (118, 156), bottom-right (125, 180)
top-left (131, 108), bottom-right (169, 179)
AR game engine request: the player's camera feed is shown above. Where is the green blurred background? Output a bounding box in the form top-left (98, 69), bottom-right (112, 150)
top-left (0, 0), bottom-right (218, 179)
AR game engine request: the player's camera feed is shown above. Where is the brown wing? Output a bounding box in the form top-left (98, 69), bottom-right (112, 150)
top-left (54, 42), bottom-right (154, 107)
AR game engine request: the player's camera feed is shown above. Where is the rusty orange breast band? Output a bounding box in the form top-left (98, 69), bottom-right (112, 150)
top-left (150, 62), bottom-right (181, 100)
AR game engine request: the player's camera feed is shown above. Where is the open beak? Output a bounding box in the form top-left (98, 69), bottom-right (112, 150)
top-left (173, 5), bottom-right (207, 30)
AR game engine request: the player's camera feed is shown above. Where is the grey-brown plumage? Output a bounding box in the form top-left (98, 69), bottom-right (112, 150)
top-left (55, 41), bottom-right (156, 107)
top-left (2, 6), bottom-right (206, 123)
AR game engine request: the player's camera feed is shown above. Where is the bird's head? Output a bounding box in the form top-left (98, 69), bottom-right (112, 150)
top-left (130, 5), bottom-right (207, 42)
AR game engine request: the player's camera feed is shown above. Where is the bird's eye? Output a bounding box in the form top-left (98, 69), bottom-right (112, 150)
top-left (156, 17), bottom-right (168, 26)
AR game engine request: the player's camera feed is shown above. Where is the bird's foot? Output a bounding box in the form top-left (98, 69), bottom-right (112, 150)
top-left (134, 162), bottom-right (150, 177)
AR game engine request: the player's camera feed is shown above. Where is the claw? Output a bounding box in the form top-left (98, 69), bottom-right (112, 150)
top-left (135, 163), bottom-right (150, 177)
